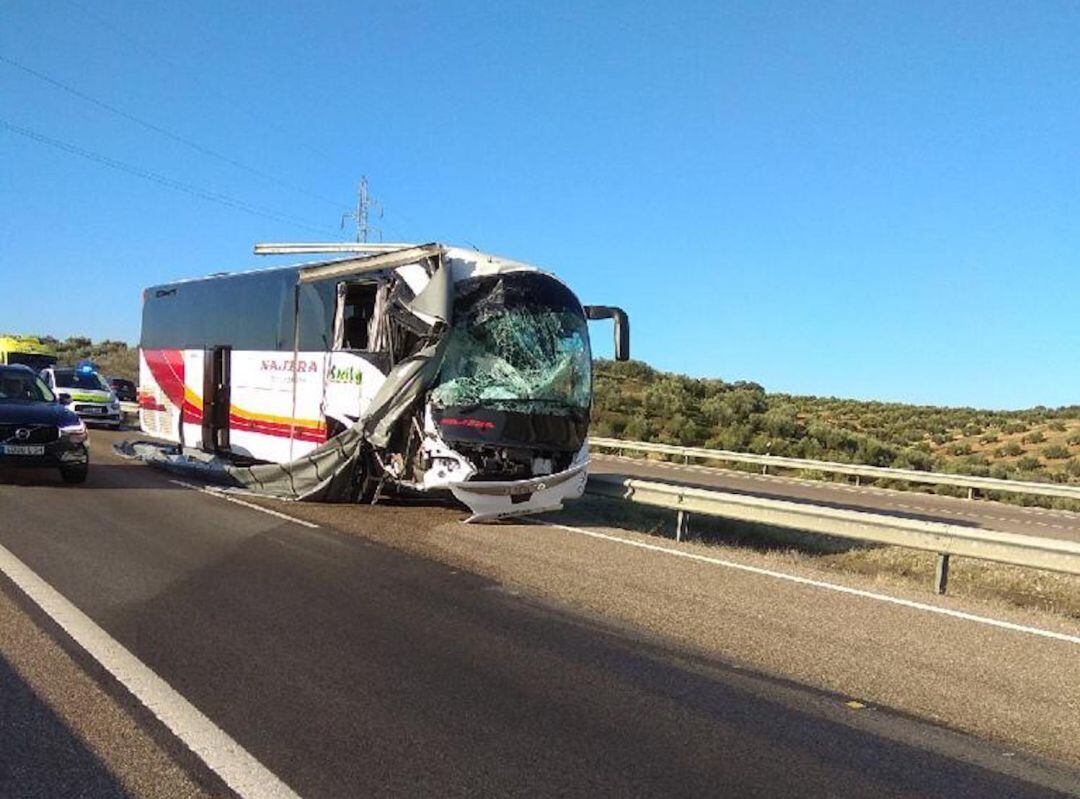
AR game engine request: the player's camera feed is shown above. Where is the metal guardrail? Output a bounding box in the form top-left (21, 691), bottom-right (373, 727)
top-left (586, 474), bottom-right (1080, 593)
top-left (589, 437), bottom-right (1080, 503)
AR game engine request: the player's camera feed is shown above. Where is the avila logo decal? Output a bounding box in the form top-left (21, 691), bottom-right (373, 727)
top-left (328, 365), bottom-right (363, 386)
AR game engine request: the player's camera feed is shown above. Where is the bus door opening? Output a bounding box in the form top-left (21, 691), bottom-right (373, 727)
top-left (202, 346), bottom-right (231, 453)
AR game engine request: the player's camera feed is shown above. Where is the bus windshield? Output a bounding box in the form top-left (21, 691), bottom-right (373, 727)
top-left (431, 272), bottom-right (591, 415)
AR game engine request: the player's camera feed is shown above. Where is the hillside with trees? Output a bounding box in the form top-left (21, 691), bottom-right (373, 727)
top-left (41, 336), bottom-right (139, 382)
top-left (592, 359), bottom-right (1080, 489)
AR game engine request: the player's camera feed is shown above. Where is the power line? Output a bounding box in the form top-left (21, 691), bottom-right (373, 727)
top-left (0, 118), bottom-right (340, 236)
top-left (49, 0), bottom-right (425, 242)
top-left (58, 0), bottom-right (342, 166)
top-left (0, 54), bottom-right (348, 212)
top-left (53, 0), bottom-right (424, 241)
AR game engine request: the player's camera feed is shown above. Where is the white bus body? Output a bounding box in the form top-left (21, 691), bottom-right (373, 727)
top-left (138, 244), bottom-right (628, 520)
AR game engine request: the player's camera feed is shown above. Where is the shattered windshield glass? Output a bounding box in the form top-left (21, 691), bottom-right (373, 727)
top-left (431, 272), bottom-right (591, 416)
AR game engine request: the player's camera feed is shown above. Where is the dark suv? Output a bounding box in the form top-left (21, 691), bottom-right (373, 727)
top-left (109, 377), bottom-right (137, 403)
top-left (0, 365), bottom-right (90, 483)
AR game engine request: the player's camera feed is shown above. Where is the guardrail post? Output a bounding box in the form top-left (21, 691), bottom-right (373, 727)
top-left (676, 510), bottom-right (688, 543)
top-left (761, 464), bottom-right (768, 475)
top-left (934, 553), bottom-right (950, 594)
top-left (854, 475), bottom-right (861, 487)
top-left (967, 487), bottom-right (976, 500)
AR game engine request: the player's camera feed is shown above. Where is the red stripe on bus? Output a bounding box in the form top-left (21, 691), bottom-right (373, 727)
top-left (138, 396), bottom-right (166, 412)
top-left (228, 413), bottom-right (327, 444)
top-left (142, 349), bottom-right (186, 409)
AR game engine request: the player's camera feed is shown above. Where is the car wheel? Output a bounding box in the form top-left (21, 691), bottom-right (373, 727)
top-left (60, 464), bottom-right (89, 484)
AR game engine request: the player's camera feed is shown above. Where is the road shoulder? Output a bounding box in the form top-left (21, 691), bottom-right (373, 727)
top-left (0, 578), bottom-right (226, 799)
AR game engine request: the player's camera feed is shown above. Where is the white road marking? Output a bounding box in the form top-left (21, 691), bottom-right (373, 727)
top-left (532, 520), bottom-right (1080, 646)
top-left (0, 542), bottom-right (302, 799)
top-left (169, 480), bottom-right (319, 529)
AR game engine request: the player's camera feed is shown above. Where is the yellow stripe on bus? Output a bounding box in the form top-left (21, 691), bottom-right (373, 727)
top-left (179, 384), bottom-right (324, 431)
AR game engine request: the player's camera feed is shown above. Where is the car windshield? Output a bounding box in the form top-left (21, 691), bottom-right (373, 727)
top-left (53, 368), bottom-right (108, 391)
top-left (431, 272), bottom-right (592, 415)
top-left (0, 369), bottom-right (55, 402)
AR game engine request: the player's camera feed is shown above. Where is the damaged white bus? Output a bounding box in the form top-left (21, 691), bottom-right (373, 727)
top-left (133, 243), bottom-right (628, 521)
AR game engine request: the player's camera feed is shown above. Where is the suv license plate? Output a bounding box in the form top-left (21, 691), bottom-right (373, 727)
top-left (1, 445), bottom-right (45, 456)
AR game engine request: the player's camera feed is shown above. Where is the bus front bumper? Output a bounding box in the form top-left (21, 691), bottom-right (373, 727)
top-left (448, 461), bottom-right (589, 523)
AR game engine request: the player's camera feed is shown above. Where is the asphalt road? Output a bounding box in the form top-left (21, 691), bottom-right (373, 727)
top-left (0, 431), bottom-right (1076, 798)
top-left (592, 453), bottom-right (1080, 543)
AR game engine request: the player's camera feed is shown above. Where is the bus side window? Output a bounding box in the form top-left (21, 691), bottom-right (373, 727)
top-left (335, 282), bottom-right (386, 352)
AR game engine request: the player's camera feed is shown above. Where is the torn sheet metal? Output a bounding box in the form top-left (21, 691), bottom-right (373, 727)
top-left (449, 461), bottom-right (589, 522)
top-left (115, 427), bottom-right (365, 502)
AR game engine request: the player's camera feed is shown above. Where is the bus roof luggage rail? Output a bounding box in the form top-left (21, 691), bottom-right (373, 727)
top-left (296, 244), bottom-right (445, 284)
top-left (254, 242), bottom-right (421, 256)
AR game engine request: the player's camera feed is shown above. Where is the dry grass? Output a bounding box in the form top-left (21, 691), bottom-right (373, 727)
top-left (560, 495), bottom-right (1080, 621)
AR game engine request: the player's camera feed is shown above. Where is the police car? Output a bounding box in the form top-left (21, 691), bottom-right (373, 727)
top-left (41, 362), bottom-right (123, 428)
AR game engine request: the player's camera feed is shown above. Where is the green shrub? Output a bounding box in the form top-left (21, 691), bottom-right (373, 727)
top-left (995, 442), bottom-right (1024, 457)
top-left (623, 415), bottom-right (650, 440)
top-left (1022, 430), bottom-right (1046, 445)
top-left (44, 336), bottom-right (138, 381)
top-left (1043, 444), bottom-right (1070, 460)
top-left (894, 449), bottom-right (935, 471)
top-left (953, 456), bottom-right (990, 476)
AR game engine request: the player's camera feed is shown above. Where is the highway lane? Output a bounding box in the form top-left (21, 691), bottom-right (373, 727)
top-left (0, 434), bottom-right (1077, 797)
top-left (0, 587), bottom-right (217, 799)
top-left (592, 453), bottom-right (1080, 542)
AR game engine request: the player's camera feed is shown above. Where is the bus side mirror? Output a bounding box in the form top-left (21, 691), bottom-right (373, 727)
top-left (58, 393), bottom-right (71, 405)
top-left (584, 305), bottom-right (630, 361)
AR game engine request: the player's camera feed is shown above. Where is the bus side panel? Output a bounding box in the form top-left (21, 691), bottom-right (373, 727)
top-left (181, 349), bottom-right (205, 449)
top-left (227, 350), bottom-right (324, 463)
top-left (139, 348), bottom-right (186, 443)
top-left (322, 351), bottom-right (388, 430)
top-left (139, 347), bottom-right (384, 464)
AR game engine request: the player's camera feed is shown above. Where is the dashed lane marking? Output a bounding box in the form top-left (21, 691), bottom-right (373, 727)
top-left (169, 480), bottom-right (320, 529)
top-left (0, 543), bottom-right (302, 799)
top-left (531, 520), bottom-right (1080, 646)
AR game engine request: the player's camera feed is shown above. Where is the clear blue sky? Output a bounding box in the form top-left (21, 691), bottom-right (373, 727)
top-left (2, 1), bottom-right (1078, 409)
